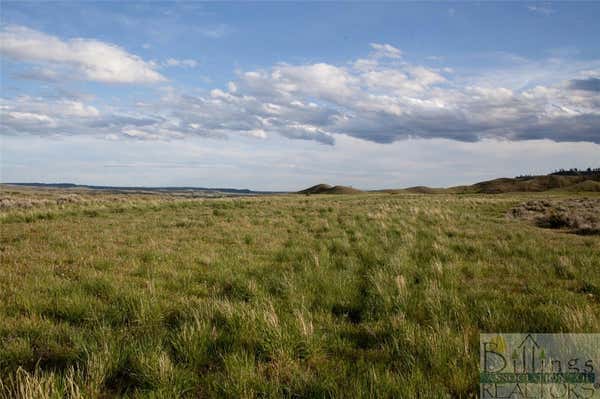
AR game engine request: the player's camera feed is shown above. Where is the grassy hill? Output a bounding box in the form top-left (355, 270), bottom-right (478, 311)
top-left (565, 180), bottom-right (600, 192)
top-left (298, 184), bottom-right (363, 195)
top-left (455, 174), bottom-right (600, 194)
top-left (301, 172), bottom-right (600, 196)
top-left (378, 173), bottom-right (600, 195)
top-left (378, 186), bottom-right (447, 194)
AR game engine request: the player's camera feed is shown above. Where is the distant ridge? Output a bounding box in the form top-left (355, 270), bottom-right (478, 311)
top-left (6, 169), bottom-right (600, 196)
top-left (2, 182), bottom-right (284, 195)
top-left (298, 184), bottom-right (363, 195)
top-left (378, 186), bottom-right (446, 194)
top-left (292, 172), bottom-right (600, 196)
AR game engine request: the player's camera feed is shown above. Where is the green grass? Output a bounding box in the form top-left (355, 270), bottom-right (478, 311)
top-left (1, 190), bottom-right (599, 398)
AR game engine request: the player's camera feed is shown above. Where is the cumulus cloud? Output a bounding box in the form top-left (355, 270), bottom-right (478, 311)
top-left (2, 43), bottom-right (599, 145)
top-left (1, 97), bottom-right (101, 136)
top-left (0, 25), bottom-right (165, 83)
top-left (210, 50), bottom-right (599, 144)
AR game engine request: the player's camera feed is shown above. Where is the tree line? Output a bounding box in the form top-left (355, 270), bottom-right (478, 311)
top-left (515, 168), bottom-right (600, 178)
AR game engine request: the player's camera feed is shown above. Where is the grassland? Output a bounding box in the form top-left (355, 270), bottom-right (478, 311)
top-left (1, 186), bottom-right (599, 398)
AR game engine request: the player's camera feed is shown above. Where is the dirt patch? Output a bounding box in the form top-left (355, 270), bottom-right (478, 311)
top-left (508, 198), bottom-right (600, 235)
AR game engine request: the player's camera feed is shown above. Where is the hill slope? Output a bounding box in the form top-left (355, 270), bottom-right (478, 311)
top-left (455, 174), bottom-right (600, 194)
top-left (376, 172), bottom-right (600, 195)
top-left (298, 184), bottom-right (363, 195)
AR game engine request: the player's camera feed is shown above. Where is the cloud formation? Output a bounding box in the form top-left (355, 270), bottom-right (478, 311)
top-left (1, 37), bottom-right (599, 145)
top-left (0, 25), bottom-right (165, 83)
top-left (369, 43), bottom-right (403, 59)
top-left (177, 49), bottom-right (599, 144)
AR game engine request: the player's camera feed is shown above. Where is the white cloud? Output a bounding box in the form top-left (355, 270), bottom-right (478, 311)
top-left (58, 100), bottom-right (100, 117)
top-left (269, 63), bottom-right (359, 101)
top-left (246, 129), bottom-right (268, 139)
top-left (361, 66), bottom-right (445, 94)
top-left (370, 43), bottom-right (403, 59)
top-left (353, 58), bottom-right (379, 72)
top-left (7, 111), bottom-right (55, 124)
top-left (163, 58), bottom-right (199, 68)
top-left (0, 25), bottom-right (165, 83)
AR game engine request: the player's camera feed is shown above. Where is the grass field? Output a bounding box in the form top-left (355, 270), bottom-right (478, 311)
top-left (1, 188), bottom-right (599, 398)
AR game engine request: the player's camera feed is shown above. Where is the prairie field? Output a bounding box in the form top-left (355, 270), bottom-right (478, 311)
top-left (1, 187), bottom-right (599, 398)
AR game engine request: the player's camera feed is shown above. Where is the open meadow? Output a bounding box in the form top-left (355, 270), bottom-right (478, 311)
top-left (1, 187), bottom-right (599, 398)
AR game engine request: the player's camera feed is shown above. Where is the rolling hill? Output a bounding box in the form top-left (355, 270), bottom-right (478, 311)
top-left (304, 171), bottom-right (600, 195)
top-left (452, 174), bottom-right (600, 194)
top-left (298, 184), bottom-right (363, 195)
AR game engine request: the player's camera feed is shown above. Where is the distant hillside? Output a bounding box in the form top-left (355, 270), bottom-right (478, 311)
top-left (298, 184), bottom-right (333, 194)
top-left (300, 173), bottom-right (600, 196)
top-left (561, 180), bottom-right (600, 192)
top-left (454, 174), bottom-right (600, 194)
top-left (378, 186), bottom-right (447, 194)
top-left (377, 171), bottom-right (600, 195)
top-left (298, 184), bottom-right (363, 195)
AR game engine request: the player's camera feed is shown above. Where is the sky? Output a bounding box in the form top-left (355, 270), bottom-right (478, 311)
top-left (1, 1), bottom-right (599, 190)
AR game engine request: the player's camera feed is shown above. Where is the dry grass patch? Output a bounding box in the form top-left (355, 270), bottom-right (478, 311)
top-left (508, 198), bottom-right (600, 235)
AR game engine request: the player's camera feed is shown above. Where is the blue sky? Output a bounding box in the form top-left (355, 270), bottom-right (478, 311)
top-left (1, 2), bottom-right (599, 190)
